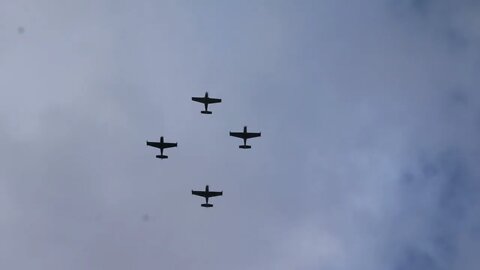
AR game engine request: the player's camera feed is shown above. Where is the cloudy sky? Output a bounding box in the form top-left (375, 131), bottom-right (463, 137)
top-left (1, 0), bottom-right (480, 269)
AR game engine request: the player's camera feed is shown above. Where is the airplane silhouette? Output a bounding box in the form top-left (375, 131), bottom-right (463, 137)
top-left (146, 136), bottom-right (177, 159)
top-left (191, 185), bottom-right (223, 207)
top-left (191, 92), bottom-right (222, 114)
top-left (229, 126), bottom-right (261, 149)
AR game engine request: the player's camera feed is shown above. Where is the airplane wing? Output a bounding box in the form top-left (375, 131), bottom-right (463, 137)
top-left (191, 191), bottom-right (223, 198)
top-left (208, 191), bottom-right (223, 197)
top-left (146, 141), bottom-right (177, 149)
top-left (229, 132), bottom-right (261, 139)
top-left (245, 132), bottom-right (261, 139)
top-left (146, 141), bottom-right (162, 148)
top-left (229, 132), bottom-right (246, 139)
top-left (192, 97), bottom-right (207, 104)
top-left (162, 142), bottom-right (177, 148)
top-left (192, 190), bottom-right (208, 198)
top-left (207, 98), bottom-right (222, 104)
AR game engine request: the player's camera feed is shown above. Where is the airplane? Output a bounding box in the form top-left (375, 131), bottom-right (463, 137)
top-left (191, 92), bottom-right (222, 114)
top-left (191, 185), bottom-right (223, 207)
top-left (146, 136), bottom-right (177, 159)
top-left (229, 126), bottom-right (261, 149)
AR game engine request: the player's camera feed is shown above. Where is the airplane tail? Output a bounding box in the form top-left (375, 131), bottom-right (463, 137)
top-left (156, 155), bottom-right (168, 159)
top-left (201, 110), bottom-right (212, 114)
top-left (239, 145), bottom-right (251, 149)
top-left (201, 203), bottom-right (213, 208)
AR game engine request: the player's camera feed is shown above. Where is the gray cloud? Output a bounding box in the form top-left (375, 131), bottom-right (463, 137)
top-left (0, 0), bottom-right (479, 269)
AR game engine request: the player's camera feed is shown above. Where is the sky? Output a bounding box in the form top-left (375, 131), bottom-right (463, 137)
top-left (0, 0), bottom-right (479, 269)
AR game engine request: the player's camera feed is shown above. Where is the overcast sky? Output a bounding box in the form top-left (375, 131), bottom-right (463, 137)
top-left (1, 0), bottom-right (480, 269)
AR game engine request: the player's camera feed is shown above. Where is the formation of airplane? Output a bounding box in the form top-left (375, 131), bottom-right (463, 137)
top-left (191, 92), bottom-right (222, 114)
top-left (191, 185), bottom-right (223, 207)
top-left (229, 126), bottom-right (261, 149)
top-left (146, 92), bottom-right (261, 207)
top-left (146, 136), bottom-right (177, 159)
